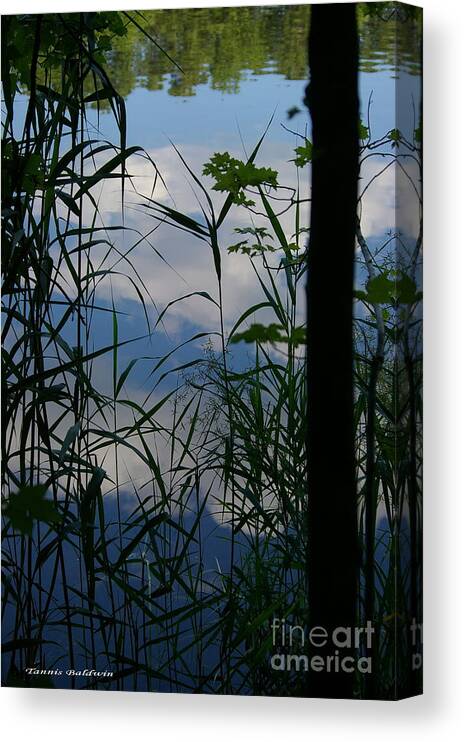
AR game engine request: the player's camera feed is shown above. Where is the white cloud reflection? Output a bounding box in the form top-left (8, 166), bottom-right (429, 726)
top-left (46, 135), bottom-right (420, 524)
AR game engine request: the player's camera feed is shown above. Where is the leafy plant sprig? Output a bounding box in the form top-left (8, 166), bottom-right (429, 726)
top-left (203, 151), bottom-right (278, 206)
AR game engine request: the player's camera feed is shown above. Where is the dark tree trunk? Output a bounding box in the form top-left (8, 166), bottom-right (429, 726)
top-left (305, 3), bottom-right (360, 698)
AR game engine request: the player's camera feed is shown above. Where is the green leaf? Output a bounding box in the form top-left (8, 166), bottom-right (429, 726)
top-left (365, 272), bottom-right (419, 304)
top-left (115, 359), bottom-right (138, 398)
top-left (388, 128), bottom-right (402, 148)
top-left (74, 146), bottom-right (142, 199)
top-left (3, 486), bottom-right (62, 536)
top-left (292, 139), bottom-right (313, 167)
top-left (359, 120), bottom-right (369, 140)
top-left (203, 151), bottom-right (278, 206)
top-left (234, 226), bottom-right (273, 240)
top-left (287, 106), bottom-right (301, 120)
top-left (56, 189), bottom-right (80, 217)
top-left (289, 325), bottom-right (306, 346)
top-left (58, 422), bottom-right (81, 464)
top-left (230, 323), bottom-right (286, 345)
top-left (394, 273), bottom-right (419, 303)
top-left (365, 273), bottom-right (395, 303)
top-left (112, 513), bottom-right (169, 571)
top-left (112, 304), bottom-right (118, 395)
top-left (227, 302), bottom-right (272, 344)
top-left (227, 240), bottom-right (276, 257)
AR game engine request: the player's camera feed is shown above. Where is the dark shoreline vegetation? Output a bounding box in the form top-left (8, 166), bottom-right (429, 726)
top-left (1, 4), bottom-right (422, 698)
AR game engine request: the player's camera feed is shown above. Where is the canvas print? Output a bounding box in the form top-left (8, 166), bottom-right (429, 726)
top-left (1, 2), bottom-right (423, 699)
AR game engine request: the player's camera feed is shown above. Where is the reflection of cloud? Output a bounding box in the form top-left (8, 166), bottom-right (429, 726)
top-left (81, 142), bottom-right (310, 339)
top-left (359, 154), bottom-right (421, 240)
top-left (56, 143), bottom-right (417, 346)
top-left (359, 155), bottom-right (395, 237)
top-left (42, 139), bottom-right (421, 525)
top-left (33, 139), bottom-right (311, 526)
top-left (396, 155), bottom-right (422, 239)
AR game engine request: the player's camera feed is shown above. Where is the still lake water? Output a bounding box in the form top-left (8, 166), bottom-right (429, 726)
top-left (78, 6), bottom-right (421, 504)
top-left (3, 5), bottom-right (422, 693)
top-left (6, 6), bottom-right (422, 519)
